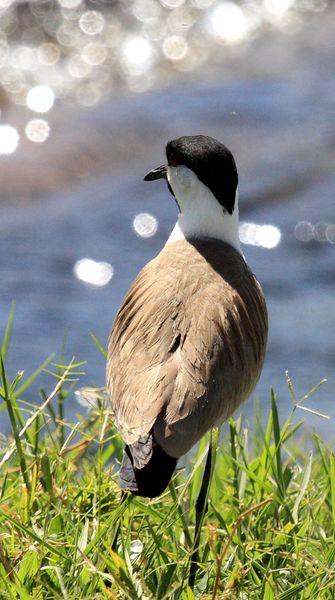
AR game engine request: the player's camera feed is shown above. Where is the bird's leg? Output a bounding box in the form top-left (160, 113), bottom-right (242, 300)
top-left (189, 427), bottom-right (219, 590)
top-left (111, 491), bottom-right (129, 552)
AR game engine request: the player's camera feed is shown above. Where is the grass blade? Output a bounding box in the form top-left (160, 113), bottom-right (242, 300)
top-left (292, 451), bottom-right (313, 523)
top-left (89, 331), bottom-right (107, 359)
top-left (1, 303), bottom-right (15, 363)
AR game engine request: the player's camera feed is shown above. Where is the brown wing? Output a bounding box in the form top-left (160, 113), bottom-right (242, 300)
top-left (106, 239), bottom-right (267, 457)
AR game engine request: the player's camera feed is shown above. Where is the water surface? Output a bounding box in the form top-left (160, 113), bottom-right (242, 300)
top-left (1, 6), bottom-right (334, 440)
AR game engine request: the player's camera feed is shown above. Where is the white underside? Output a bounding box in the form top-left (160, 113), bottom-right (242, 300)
top-left (165, 165), bottom-right (242, 253)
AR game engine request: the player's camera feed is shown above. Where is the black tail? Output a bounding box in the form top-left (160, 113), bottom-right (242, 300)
top-left (118, 436), bottom-right (177, 498)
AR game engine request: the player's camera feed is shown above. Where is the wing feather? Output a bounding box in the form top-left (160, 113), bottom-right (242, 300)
top-left (107, 239), bottom-right (267, 456)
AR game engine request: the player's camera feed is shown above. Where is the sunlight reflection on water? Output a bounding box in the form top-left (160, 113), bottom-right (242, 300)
top-left (26, 85), bottom-right (55, 113)
top-left (239, 223), bottom-right (281, 249)
top-left (294, 221), bottom-right (335, 244)
top-left (73, 258), bottom-right (114, 287)
top-left (25, 118), bottom-right (50, 143)
top-left (0, 124), bottom-right (19, 154)
top-left (0, 0), bottom-right (329, 154)
top-left (210, 2), bottom-right (249, 44)
top-left (133, 213), bottom-right (159, 238)
top-left (0, 0), bottom-right (334, 438)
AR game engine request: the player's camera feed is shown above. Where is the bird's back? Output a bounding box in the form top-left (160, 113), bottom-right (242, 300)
top-left (107, 238), bottom-right (267, 459)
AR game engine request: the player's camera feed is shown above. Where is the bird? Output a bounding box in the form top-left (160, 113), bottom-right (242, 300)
top-left (106, 135), bottom-right (268, 499)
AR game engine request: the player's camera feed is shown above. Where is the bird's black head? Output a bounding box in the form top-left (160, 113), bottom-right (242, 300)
top-left (144, 135), bottom-right (238, 215)
top-left (166, 135), bottom-right (238, 215)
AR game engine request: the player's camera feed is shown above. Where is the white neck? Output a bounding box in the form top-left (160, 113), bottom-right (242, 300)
top-left (165, 165), bottom-right (241, 253)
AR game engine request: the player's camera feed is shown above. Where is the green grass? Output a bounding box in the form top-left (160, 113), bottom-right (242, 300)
top-left (0, 307), bottom-right (335, 599)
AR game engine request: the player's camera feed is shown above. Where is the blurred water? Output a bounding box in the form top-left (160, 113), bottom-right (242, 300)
top-left (0, 4), bottom-right (334, 440)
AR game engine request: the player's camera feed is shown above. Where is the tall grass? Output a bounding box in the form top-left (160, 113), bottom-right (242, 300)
top-left (0, 308), bottom-right (334, 599)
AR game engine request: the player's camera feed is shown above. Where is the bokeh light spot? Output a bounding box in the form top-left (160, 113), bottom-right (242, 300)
top-left (0, 125), bottom-right (19, 154)
top-left (38, 43), bottom-right (60, 66)
top-left (210, 2), bottom-right (248, 44)
top-left (294, 221), bottom-right (314, 242)
top-left (25, 119), bottom-right (50, 143)
top-left (162, 35), bottom-right (188, 61)
top-left (82, 42), bottom-right (107, 66)
top-left (239, 222), bottom-right (281, 248)
top-left (26, 85), bottom-right (55, 113)
top-left (133, 213), bottom-right (158, 238)
top-left (122, 36), bottom-right (155, 75)
top-left (9, 45), bottom-right (35, 70)
top-left (79, 10), bottom-right (105, 35)
top-left (67, 54), bottom-right (92, 78)
top-left (74, 258), bottom-right (114, 286)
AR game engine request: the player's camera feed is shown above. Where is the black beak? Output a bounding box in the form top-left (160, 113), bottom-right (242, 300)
top-left (144, 164), bottom-right (167, 181)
